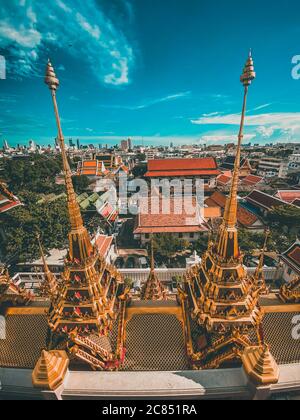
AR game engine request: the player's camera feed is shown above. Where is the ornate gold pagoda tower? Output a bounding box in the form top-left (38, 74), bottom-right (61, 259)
top-left (141, 239), bottom-right (167, 301)
top-left (0, 268), bottom-right (32, 309)
top-left (280, 276), bottom-right (300, 303)
top-left (38, 236), bottom-right (59, 299)
top-left (180, 52), bottom-right (265, 369)
top-left (42, 60), bottom-right (128, 370)
top-left (254, 229), bottom-right (270, 293)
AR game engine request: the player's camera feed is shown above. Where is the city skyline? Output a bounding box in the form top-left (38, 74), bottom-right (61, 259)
top-left (1, 0), bottom-right (300, 146)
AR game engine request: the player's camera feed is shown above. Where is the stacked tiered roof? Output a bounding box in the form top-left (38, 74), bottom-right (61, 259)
top-left (39, 61), bottom-right (128, 372)
top-left (0, 182), bottom-right (22, 214)
top-left (179, 53), bottom-right (277, 380)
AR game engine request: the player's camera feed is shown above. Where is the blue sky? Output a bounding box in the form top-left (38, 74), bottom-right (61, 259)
top-left (1, 0), bottom-right (300, 147)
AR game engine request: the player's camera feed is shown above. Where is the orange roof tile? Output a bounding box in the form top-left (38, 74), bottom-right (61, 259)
top-left (276, 190), bottom-right (300, 204)
top-left (206, 191), bottom-right (260, 227)
top-left (145, 158), bottom-right (220, 178)
top-left (95, 235), bottom-right (113, 258)
top-left (134, 196), bottom-right (208, 234)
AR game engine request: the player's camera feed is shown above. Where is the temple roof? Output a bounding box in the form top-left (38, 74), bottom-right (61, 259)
top-left (246, 190), bottom-right (288, 211)
top-left (205, 191), bottom-right (262, 228)
top-left (145, 158), bottom-right (220, 178)
top-left (220, 157), bottom-right (250, 171)
top-left (1, 301), bottom-right (299, 371)
top-left (241, 174), bottom-right (264, 186)
top-left (134, 196), bottom-right (208, 234)
top-left (275, 190), bottom-right (300, 204)
top-left (0, 182), bottom-right (22, 214)
top-left (280, 241), bottom-right (300, 273)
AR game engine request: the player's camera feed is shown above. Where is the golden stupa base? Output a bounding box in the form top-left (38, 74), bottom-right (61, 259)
top-left (32, 350), bottom-right (69, 391)
top-left (242, 345), bottom-right (279, 386)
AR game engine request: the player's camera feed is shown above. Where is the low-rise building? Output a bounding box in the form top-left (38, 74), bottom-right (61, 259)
top-left (220, 156), bottom-right (252, 178)
top-left (205, 191), bottom-right (264, 231)
top-left (134, 196), bottom-right (209, 245)
top-left (257, 157), bottom-right (288, 178)
top-left (280, 241), bottom-right (300, 283)
top-left (275, 190), bottom-right (300, 205)
top-left (245, 190), bottom-right (289, 217)
top-left (145, 158), bottom-right (220, 188)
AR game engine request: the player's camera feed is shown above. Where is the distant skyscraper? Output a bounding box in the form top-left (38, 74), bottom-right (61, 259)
top-left (3, 140), bottom-right (9, 151)
top-left (121, 139), bottom-right (128, 151)
top-left (29, 140), bottom-right (36, 151)
top-left (76, 139), bottom-right (80, 150)
top-left (128, 137), bottom-right (133, 150)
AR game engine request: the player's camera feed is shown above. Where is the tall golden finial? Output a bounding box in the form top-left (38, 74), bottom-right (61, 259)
top-left (217, 51), bottom-right (256, 259)
top-left (255, 229), bottom-right (270, 290)
top-left (45, 60), bottom-right (93, 262)
top-left (37, 235), bottom-right (58, 298)
top-left (150, 235), bottom-right (155, 273)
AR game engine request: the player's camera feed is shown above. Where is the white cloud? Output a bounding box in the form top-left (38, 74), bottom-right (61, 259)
top-left (251, 103), bottom-right (272, 112)
top-left (191, 112), bottom-right (300, 131)
top-left (56, 0), bottom-right (72, 13)
top-left (0, 0), bottom-right (135, 85)
top-left (100, 91), bottom-right (191, 110)
top-left (76, 13), bottom-right (101, 40)
top-left (256, 126), bottom-right (275, 138)
top-left (199, 134), bottom-right (255, 144)
top-left (0, 21), bottom-right (41, 48)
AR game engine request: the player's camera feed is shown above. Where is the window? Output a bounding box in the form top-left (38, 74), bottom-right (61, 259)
top-left (287, 268), bottom-right (293, 276)
top-left (145, 234), bottom-right (150, 239)
top-left (179, 233), bottom-right (183, 239)
top-left (190, 233), bottom-right (195, 239)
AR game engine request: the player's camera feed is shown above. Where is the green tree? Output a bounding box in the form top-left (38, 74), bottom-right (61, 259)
top-left (132, 163), bottom-right (147, 178)
top-left (72, 175), bottom-right (90, 194)
top-left (152, 234), bottom-right (188, 264)
top-left (268, 205), bottom-right (300, 230)
top-left (1, 198), bottom-right (69, 263)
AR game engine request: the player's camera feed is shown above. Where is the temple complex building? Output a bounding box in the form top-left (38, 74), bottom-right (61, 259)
top-left (280, 240), bottom-right (300, 283)
top-left (179, 52), bottom-right (268, 370)
top-left (0, 182), bottom-right (22, 215)
top-left (140, 240), bottom-right (167, 301)
top-left (134, 195), bottom-right (209, 245)
top-left (220, 156), bottom-right (252, 178)
top-left (31, 61), bottom-right (129, 374)
top-left (205, 191), bottom-right (264, 232)
top-left (0, 55), bottom-right (300, 400)
top-left (145, 157), bottom-right (220, 188)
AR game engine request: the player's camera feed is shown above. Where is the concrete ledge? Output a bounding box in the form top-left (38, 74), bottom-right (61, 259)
top-left (1, 364), bottom-right (300, 400)
top-left (62, 369), bottom-right (249, 400)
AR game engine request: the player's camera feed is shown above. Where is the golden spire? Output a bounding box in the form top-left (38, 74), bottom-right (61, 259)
top-left (255, 229), bottom-right (270, 290)
top-left (45, 60), bottom-right (93, 262)
top-left (217, 51), bottom-right (256, 259)
top-left (150, 236), bottom-right (155, 273)
top-left (37, 235), bottom-right (58, 298)
top-left (141, 236), bottom-right (167, 301)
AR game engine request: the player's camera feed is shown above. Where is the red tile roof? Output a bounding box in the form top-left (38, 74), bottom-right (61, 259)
top-left (281, 242), bottom-right (300, 273)
top-left (242, 174), bottom-right (264, 186)
top-left (246, 190), bottom-right (286, 211)
top-left (145, 158), bottom-right (220, 178)
top-left (95, 235), bottom-right (113, 258)
top-left (134, 196), bottom-right (208, 234)
top-left (205, 191), bottom-right (261, 228)
top-left (0, 183), bottom-right (22, 214)
top-left (217, 174), bottom-right (232, 185)
top-left (276, 190), bottom-right (300, 204)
